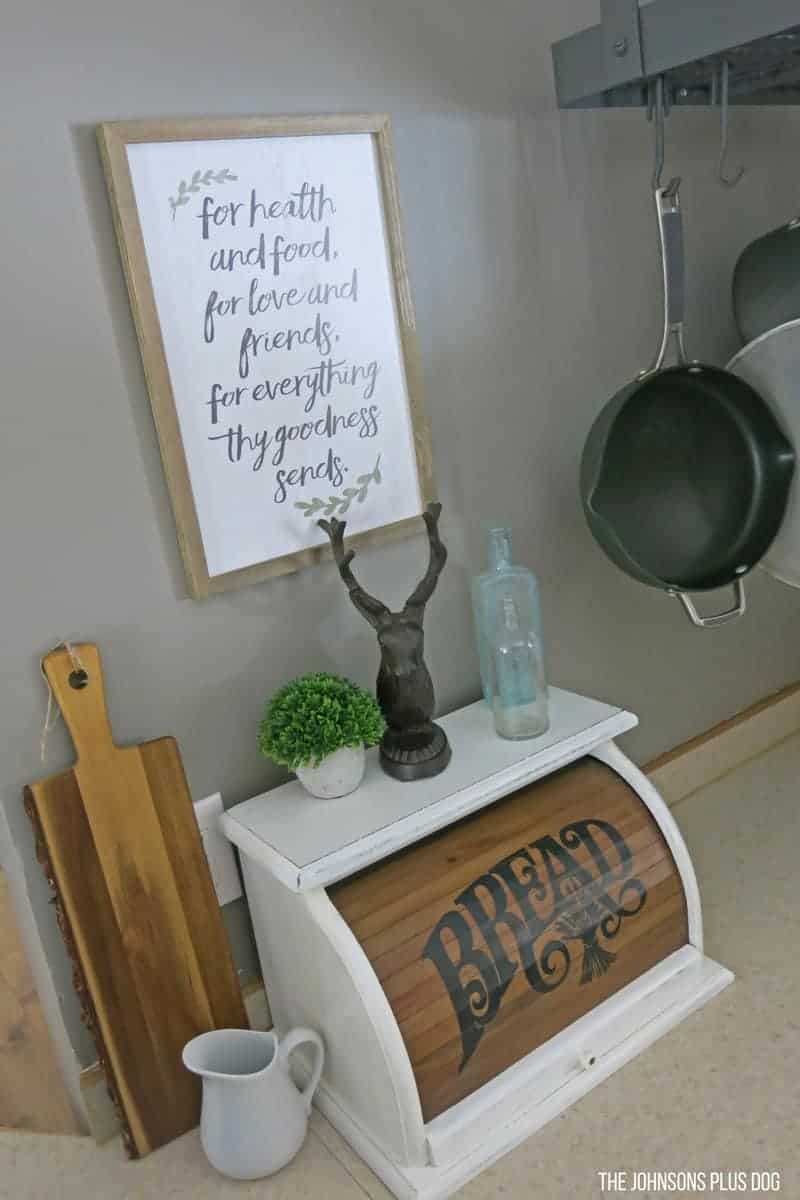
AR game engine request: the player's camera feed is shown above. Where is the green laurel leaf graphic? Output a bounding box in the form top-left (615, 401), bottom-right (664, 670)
top-left (296, 456), bottom-right (383, 520)
top-left (168, 168), bottom-right (238, 219)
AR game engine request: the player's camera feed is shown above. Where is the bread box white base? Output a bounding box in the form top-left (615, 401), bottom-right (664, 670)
top-left (310, 945), bottom-right (730, 1200)
top-left (222, 692), bottom-right (733, 1200)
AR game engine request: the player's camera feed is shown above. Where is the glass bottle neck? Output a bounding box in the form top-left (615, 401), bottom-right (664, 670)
top-left (488, 528), bottom-right (513, 571)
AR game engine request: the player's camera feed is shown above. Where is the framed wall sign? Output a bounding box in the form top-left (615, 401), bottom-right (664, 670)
top-left (98, 115), bottom-right (435, 597)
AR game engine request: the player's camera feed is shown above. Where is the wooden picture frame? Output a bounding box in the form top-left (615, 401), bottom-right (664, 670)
top-left (98, 115), bottom-right (435, 598)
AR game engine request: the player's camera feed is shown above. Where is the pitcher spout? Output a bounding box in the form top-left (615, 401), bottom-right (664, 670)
top-left (182, 1029), bottom-right (277, 1082)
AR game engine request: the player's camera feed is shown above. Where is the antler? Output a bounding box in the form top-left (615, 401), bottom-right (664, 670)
top-left (404, 503), bottom-right (447, 616)
top-left (318, 518), bottom-right (389, 630)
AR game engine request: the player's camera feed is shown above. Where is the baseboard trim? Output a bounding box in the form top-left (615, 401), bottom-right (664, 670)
top-left (646, 681), bottom-right (800, 807)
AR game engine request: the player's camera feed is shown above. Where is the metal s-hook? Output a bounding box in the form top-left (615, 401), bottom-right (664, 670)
top-left (647, 76), bottom-right (667, 189)
top-left (715, 60), bottom-right (745, 188)
top-left (646, 76), bottom-right (678, 194)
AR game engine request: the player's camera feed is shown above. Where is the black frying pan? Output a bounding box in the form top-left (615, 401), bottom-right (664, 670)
top-left (733, 217), bottom-right (800, 346)
top-left (581, 180), bottom-right (795, 628)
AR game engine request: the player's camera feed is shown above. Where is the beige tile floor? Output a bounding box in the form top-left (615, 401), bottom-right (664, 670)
top-left (3, 735), bottom-right (799, 1199)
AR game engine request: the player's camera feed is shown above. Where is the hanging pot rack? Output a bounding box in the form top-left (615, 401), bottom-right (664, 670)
top-left (552, 0), bottom-right (800, 109)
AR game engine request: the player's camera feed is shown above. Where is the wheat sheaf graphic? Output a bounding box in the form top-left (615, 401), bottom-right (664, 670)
top-left (555, 875), bottom-right (619, 985)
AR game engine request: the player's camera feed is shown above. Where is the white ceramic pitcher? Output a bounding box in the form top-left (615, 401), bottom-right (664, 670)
top-left (183, 1027), bottom-right (324, 1180)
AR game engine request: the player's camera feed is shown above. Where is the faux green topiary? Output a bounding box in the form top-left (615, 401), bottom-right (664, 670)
top-left (258, 673), bottom-right (386, 770)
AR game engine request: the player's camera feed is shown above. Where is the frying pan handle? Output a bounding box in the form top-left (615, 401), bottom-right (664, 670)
top-left (669, 578), bottom-right (746, 629)
top-left (641, 180), bottom-right (689, 376)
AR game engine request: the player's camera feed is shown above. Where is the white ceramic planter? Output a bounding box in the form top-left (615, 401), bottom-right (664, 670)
top-left (295, 744), bottom-right (366, 799)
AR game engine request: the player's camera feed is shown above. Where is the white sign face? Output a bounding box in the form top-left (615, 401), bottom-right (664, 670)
top-left (126, 133), bottom-right (423, 577)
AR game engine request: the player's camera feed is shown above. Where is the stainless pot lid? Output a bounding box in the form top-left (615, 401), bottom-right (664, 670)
top-left (727, 319), bottom-right (800, 589)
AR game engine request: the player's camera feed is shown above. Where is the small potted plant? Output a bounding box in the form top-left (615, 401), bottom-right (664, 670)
top-left (258, 672), bottom-right (386, 799)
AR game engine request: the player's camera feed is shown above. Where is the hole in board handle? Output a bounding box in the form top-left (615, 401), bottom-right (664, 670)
top-left (68, 669), bottom-right (89, 690)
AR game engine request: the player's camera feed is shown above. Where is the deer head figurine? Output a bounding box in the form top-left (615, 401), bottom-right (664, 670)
top-left (318, 503), bottom-right (452, 781)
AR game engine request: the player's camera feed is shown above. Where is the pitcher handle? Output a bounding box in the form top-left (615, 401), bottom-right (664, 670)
top-left (279, 1027), bottom-right (325, 1114)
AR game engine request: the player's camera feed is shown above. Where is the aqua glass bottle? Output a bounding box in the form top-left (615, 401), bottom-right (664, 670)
top-left (490, 594), bottom-right (549, 739)
top-left (471, 528), bottom-right (548, 735)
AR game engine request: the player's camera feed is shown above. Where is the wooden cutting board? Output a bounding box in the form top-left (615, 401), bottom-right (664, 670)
top-left (24, 644), bottom-right (247, 1157)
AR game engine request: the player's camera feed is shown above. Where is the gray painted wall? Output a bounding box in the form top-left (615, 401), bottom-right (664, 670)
top-left (4, 0), bottom-right (800, 1068)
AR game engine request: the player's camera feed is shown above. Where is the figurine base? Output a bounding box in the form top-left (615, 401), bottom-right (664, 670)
top-left (380, 722), bottom-right (452, 782)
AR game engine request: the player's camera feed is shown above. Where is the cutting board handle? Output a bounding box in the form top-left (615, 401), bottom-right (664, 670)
top-left (42, 643), bottom-right (116, 760)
